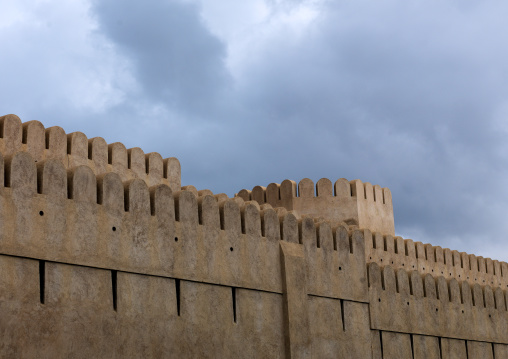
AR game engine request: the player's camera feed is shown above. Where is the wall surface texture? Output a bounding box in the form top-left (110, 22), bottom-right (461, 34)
top-left (1, 114), bottom-right (507, 358)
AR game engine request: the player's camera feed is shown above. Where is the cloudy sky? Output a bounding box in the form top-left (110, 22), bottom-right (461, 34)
top-left (2, 0), bottom-right (508, 260)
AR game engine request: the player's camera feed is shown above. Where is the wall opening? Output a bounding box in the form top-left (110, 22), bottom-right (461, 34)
top-left (39, 260), bottom-right (45, 304)
top-left (379, 332), bottom-right (384, 357)
top-left (111, 270), bottom-right (117, 311)
top-left (175, 279), bottom-right (181, 316)
top-left (232, 287), bottom-right (237, 323)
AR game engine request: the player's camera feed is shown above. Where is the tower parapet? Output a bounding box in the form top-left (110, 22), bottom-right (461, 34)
top-left (0, 114), bottom-right (181, 191)
top-left (236, 177), bottom-right (395, 236)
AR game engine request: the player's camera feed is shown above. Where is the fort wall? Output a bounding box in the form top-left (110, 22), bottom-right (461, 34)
top-left (0, 114), bottom-right (181, 191)
top-left (364, 229), bottom-right (508, 289)
top-left (1, 115), bottom-right (508, 358)
top-left (237, 177), bottom-right (395, 235)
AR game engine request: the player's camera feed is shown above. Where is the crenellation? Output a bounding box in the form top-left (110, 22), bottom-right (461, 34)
top-left (89, 136), bottom-right (108, 174)
top-left (214, 192), bottom-right (229, 203)
top-left (317, 221), bottom-right (333, 250)
top-left (237, 176), bottom-right (395, 235)
top-left (108, 141), bottom-right (128, 171)
top-left (366, 229), bottom-right (508, 290)
top-left (37, 159), bottom-right (67, 199)
top-left (46, 126), bottom-right (67, 161)
top-left (0, 115), bottom-right (181, 192)
top-left (266, 182), bottom-right (280, 203)
top-left (251, 185), bottom-right (266, 204)
top-left (240, 201), bottom-right (261, 236)
top-left (260, 206), bottom-right (280, 241)
top-left (2, 115), bottom-right (508, 357)
top-left (0, 114), bottom-right (23, 155)
top-left (197, 188), bottom-right (214, 197)
top-left (23, 120), bottom-right (45, 161)
top-left (281, 212), bottom-right (299, 244)
top-left (369, 262), bottom-right (508, 343)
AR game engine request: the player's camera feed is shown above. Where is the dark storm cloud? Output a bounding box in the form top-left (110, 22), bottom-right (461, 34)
top-left (91, 0), bottom-right (232, 117)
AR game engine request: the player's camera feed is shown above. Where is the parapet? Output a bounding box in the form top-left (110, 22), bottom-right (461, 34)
top-left (368, 262), bottom-right (508, 343)
top-left (364, 229), bottom-right (508, 289)
top-left (0, 114), bottom-right (181, 191)
top-left (236, 177), bottom-right (395, 236)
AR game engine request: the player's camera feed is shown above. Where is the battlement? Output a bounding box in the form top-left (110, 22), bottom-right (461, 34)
top-left (364, 229), bottom-right (508, 289)
top-left (236, 177), bottom-right (394, 235)
top-left (368, 262), bottom-right (508, 343)
top-left (0, 114), bottom-right (181, 191)
top-left (0, 149), bottom-right (370, 299)
top-left (2, 114), bottom-right (508, 358)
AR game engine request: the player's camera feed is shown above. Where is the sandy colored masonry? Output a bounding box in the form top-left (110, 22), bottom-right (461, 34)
top-left (0, 113), bottom-right (507, 358)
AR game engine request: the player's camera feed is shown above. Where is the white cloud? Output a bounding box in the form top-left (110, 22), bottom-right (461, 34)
top-left (0, 0), bottom-right (132, 123)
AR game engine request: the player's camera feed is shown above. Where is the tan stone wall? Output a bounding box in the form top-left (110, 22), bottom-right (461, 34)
top-left (365, 229), bottom-right (508, 289)
top-left (368, 262), bottom-right (508, 343)
top-left (2, 115), bottom-right (508, 358)
top-left (0, 114), bottom-right (181, 191)
top-left (236, 177), bottom-right (395, 235)
top-left (0, 254), bottom-right (286, 358)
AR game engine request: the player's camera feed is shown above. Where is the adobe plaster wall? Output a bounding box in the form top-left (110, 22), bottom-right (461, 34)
top-left (236, 177), bottom-right (395, 235)
top-left (1, 114), bottom-right (508, 358)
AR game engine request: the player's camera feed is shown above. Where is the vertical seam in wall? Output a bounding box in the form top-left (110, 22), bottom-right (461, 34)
top-left (410, 334), bottom-right (414, 359)
top-left (395, 272), bottom-right (399, 293)
top-left (340, 299), bottom-right (345, 332)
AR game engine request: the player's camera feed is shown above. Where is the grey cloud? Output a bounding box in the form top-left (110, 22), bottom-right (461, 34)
top-left (91, 0), bottom-right (232, 118)
top-left (2, 0), bottom-right (508, 260)
top-left (223, 1), bottom-right (508, 257)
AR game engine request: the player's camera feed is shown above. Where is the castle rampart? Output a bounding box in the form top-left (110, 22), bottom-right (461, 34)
top-left (0, 114), bottom-right (181, 191)
top-left (1, 114), bottom-right (508, 358)
top-left (237, 177), bottom-right (395, 235)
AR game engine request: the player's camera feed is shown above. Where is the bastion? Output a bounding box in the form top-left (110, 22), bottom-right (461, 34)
top-left (0, 113), bottom-right (507, 358)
